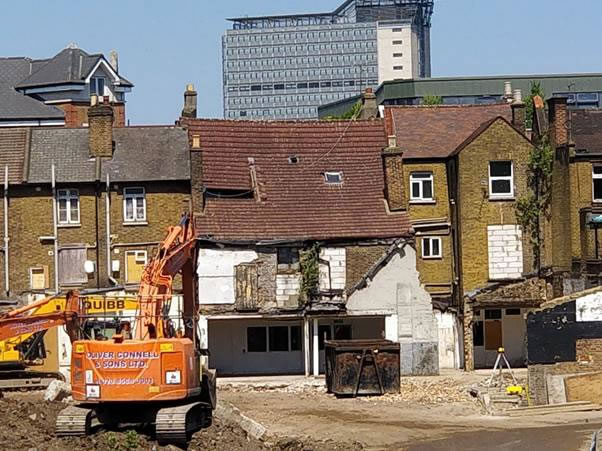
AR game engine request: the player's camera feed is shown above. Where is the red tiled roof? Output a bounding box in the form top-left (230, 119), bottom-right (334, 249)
top-left (182, 119), bottom-right (411, 241)
top-left (0, 128), bottom-right (26, 184)
top-left (385, 104), bottom-right (513, 159)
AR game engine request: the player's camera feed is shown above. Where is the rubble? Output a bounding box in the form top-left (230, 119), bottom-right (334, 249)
top-left (43, 380), bottom-right (71, 402)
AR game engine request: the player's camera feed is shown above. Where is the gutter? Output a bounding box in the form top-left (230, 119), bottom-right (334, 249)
top-left (106, 174), bottom-right (118, 286)
top-left (3, 166), bottom-right (8, 296)
top-left (51, 164), bottom-right (59, 293)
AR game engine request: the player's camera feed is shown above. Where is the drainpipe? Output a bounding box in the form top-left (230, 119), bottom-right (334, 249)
top-left (3, 166), bottom-right (9, 296)
top-left (106, 174), bottom-right (118, 286)
top-left (51, 164), bottom-right (59, 293)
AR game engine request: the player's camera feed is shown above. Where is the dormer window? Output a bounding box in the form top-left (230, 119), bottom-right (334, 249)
top-left (91, 77), bottom-right (105, 96)
top-left (325, 172), bottom-right (343, 184)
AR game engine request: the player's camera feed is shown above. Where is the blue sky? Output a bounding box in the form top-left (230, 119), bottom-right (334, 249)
top-left (2, 0), bottom-right (600, 124)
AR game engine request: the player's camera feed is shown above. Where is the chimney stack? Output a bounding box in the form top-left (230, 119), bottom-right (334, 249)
top-left (547, 97), bottom-right (569, 148)
top-left (181, 84), bottom-right (197, 119)
top-left (109, 50), bottom-right (119, 73)
top-left (511, 89), bottom-right (526, 133)
top-left (360, 88), bottom-right (378, 120)
top-left (88, 95), bottom-right (114, 158)
top-left (382, 135), bottom-right (405, 211)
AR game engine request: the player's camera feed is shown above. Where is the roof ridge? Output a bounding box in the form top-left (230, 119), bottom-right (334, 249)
top-left (387, 103), bottom-right (510, 109)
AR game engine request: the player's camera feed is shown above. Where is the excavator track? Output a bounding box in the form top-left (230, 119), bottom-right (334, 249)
top-left (155, 401), bottom-right (211, 445)
top-left (55, 405), bottom-right (94, 437)
top-left (0, 370), bottom-right (64, 391)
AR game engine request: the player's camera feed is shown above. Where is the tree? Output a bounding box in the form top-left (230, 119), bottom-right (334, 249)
top-left (422, 95), bottom-right (443, 105)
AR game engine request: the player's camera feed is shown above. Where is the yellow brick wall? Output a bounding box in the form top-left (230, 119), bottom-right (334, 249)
top-left (415, 230), bottom-right (454, 296)
top-left (403, 162), bottom-right (450, 220)
top-left (457, 120), bottom-right (533, 293)
top-left (569, 161), bottom-right (595, 262)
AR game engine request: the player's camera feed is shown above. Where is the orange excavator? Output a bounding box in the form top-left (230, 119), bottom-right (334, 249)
top-left (54, 213), bottom-right (216, 445)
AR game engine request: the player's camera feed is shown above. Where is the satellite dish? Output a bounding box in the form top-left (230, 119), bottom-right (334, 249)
top-left (84, 260), bottom-right (96, 274)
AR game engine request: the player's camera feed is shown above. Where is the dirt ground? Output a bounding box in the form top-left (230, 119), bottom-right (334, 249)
top-left (0, 392), bottom-right (350, 451)
top-left (219, 371), bottom-right (602, 451)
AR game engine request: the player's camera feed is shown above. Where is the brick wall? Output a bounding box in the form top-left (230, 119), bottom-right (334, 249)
top-left (383, 152), bottom-right (405, 210)
top-left (345, 245), bottom-right (387, 291)
top-left (457, 119), bottom-right (533, 293)
top-left (319, 247), bottom-right (346, 292)
top-left (528, 338), bottom-right (602, 405)
top-left (416, 232), bottom-right (454, 297)
top-left (403, 162), bottom-right (450, 219)
top-left (56, 102), bottom-right (126, 128)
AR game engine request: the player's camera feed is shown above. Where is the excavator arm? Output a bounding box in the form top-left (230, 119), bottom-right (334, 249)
top-left (0, 291), bottom-right (80, 343)
top-left (135, 213), bottom-right (197, 340)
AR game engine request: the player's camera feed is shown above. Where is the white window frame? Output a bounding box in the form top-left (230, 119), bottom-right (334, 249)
top-left (489, 161), bottom-right (514, 199)
top-left (90, 77), bottom-right (105, 96)
top-left (593, 166), bottom-right (602, 202)
top-left (123, 187), bottom-right (146, 223)
top-left (324, 171), bottom-right (343, 184)
top-left (421, 237), bottom-right (442, 259)
top-left (125, 250), bottom-right (147, 283)
top-left (410, 172), bottom-right (434, 202)
top-left (57, 189), bottom-right (80, 225)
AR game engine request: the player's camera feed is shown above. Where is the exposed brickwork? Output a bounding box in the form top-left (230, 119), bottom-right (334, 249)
top-left (345, 245), bottom-right (388, 291)
top-left (416, 232), bottom-right (453, 297)
top-left (404, 162), bottom-right (450, 219)
top-left (56, 102), bottom-right (126, 128)
top-left (88, 104), bottom-right (113, 158)
top-left (383, 152), bottom-right (405, 211)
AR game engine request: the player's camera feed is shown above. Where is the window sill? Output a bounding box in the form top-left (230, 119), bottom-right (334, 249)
top-left (123, 221), bottom-right (148, 226)
top-left (422, 256), bottom-right (442, 260)
top-left (488, 196), bottom-right (515, 202)
top-left (409, 199), bottom-right (436, 205)
top-left (57, 223), bottom-right (81, 228)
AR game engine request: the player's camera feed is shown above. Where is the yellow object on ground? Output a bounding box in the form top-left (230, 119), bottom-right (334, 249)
top-left (506, 385), bottom-right (524, 395)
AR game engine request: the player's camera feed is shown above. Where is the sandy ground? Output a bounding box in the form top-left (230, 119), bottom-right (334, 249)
top-left (219, 370), bottom-right (602, 451)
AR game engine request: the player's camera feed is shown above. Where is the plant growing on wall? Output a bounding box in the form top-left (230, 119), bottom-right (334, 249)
top-left (300, 243), bottom-right (320, 301)
top-left (516, 131), bottom-right (553, 270)
top-left (524, 81), bottom-right (544, 130)
top-left (422, 95), bottom-right (443, 105)
top-left (323, 101), bottom-right (362, 120)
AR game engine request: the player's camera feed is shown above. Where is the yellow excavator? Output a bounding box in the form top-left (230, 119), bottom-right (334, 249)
top-left (0, 292), bottom-right (138, 390)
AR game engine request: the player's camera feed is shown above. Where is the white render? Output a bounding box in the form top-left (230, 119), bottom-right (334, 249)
top-left (197, 248), bottom-right (258, 304)
top-left (376, 23), bottom-right (420, 84)
top-left (576, 291), bottom-right (602, 322)
top-left (435, 311), bottom-right (462, 369)
top-left (487, 225), bottom-right (523, 280)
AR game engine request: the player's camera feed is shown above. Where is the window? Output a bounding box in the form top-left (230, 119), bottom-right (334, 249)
top-left (473, 321), bottom-right (484, 346)
top-left (290, 326), bottom-right (302, 351)
top-left (593, 166), bottom-right (602, 201)
top-left (269, 326), bottom-right (289, 352)
top-left (393, 53), bottom-right (403, 57)
top-left (90, 77), bottom-right (105, 96)
top-left (410, 172), bottom-right (433, 201)
top-left (324, 172), bottom-right (343, 184)
top-left (58, 248), bottom-right (87, 286)
top-left (125, 250), bottom-right (147, 283)
top-left (489, 161), bottom-right (513, 198)
top-left (393, 66), bottom-right (404, 70)
top-left (392, 40), bottom-right (403, 45)
top-left (247, 327), bottom-right (267, 352)
top-left (485, 309), bottom-right (502, 320)
top-left (123, 187), bottom-right (146, 222)
top-left (57, 189), bottom-right (80, 224)
top-left (392, 27), bottom-right (403, 32)
top-left (506, 308), bottom-right (521, 315)
top-left (277, 248), bottom-right (300, 271)
top-left (421, 237), bottom-right (442, 259)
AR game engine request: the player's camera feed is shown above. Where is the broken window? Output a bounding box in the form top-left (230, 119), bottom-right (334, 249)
top-left (489, 161), bottom-right (513, 198)
top-left (277, 248), bottom-right (300, 272)
top-left (593, 166), bottom-right (602, 201)
top-left (247, 327), bottom-right (267, 352)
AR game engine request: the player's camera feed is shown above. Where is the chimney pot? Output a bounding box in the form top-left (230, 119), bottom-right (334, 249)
top-left (388, 135), bottom-right (397, 148)
top-left (109, 50), bottom-right (119, 73)
top-left (504, 81), bottom-right (512, 97)
top-left (90, 95), bottom-right (98, 106)
top-left (513, 89), bottom-right (523, 104)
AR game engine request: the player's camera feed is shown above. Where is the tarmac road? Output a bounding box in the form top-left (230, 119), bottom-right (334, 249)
top-left (408, 422), bottom-right (601, 451)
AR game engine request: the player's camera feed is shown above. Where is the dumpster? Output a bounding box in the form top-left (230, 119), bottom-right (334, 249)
top-left (324, 339), bottom-right (400, 397)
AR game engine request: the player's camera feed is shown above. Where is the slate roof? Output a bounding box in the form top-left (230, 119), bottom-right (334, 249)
top-left (182, 118), bottom-right (412, 241)
top-left (0, 58), bottom-right (64, 121)
top-left (570, 109), bottom-right (602, 154)
top-left (15, 48), bottom-right (133, 89)
top-left (0, 128), bottom-right (28, 184)
top-left (27, 126), bottom-right (189, 183)
top-left (385, 104), bottom-right (513, 159)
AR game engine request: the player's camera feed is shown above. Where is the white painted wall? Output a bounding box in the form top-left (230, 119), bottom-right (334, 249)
top-left (208, 319), bottom-right (304, 375)
top-left (198, 248), bottom-right (258, 304)
top-left (473, 308), bottom-right (526, 368)
top-left (319, 247), bottom-right (346, 292)
top-left (376, 24), bottom-right (416, 83)
top-left (435, 311), bottom-right (461, 369)
top-left (487, 225), bottom-right (523, 280)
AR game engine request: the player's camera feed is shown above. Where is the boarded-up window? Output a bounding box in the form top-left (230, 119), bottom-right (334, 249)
top-left (30, 266), bottom-right (49, 290)
top-left (485, 320), bottom-right (503, 351)
top-left (235, 263), bottom-right (258, 311)
top-left (126, 251), bottom-right (147, 283)
top-left (58, 248), bottom-right (87, 285)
